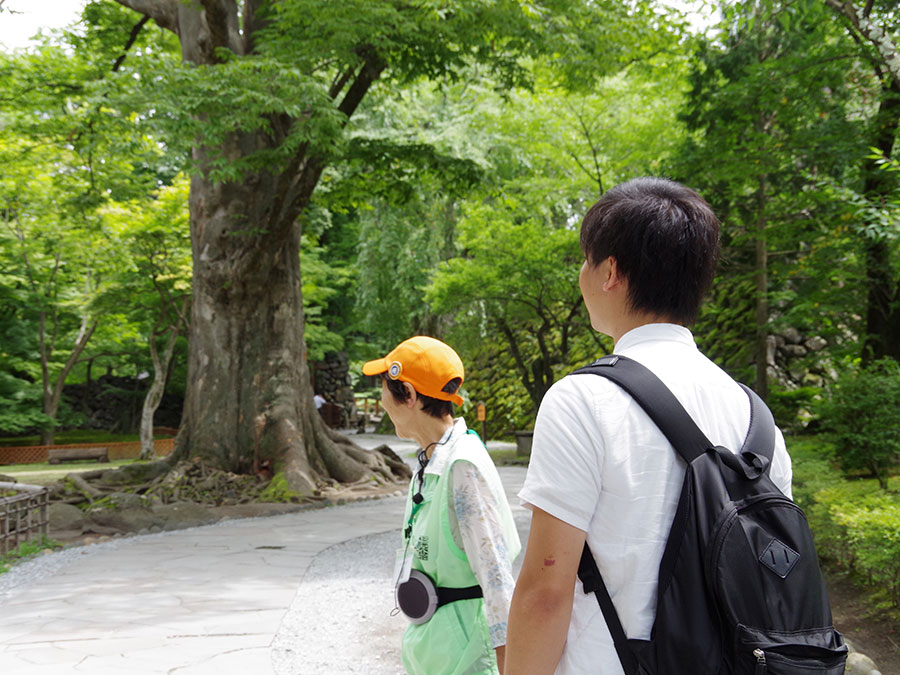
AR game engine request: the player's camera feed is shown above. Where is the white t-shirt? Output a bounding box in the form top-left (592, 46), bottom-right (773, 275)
top-left (519, 323), bottom-right (793, 675)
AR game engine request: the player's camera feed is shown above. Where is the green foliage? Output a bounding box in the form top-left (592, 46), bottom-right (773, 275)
top-left (694, 276), bottom-right (757, 383)
top-left (819, 358), bottom-right (900, 489)
top-left (301, 234), bottom-right (352, 361)
top-left (767, 385), bottom-right (819, 432)
top-left (0, 15), bottom-right (182, 439)
top-left (674, 0), bottom-right (872, 391)
top-left (424, 62), bottom-right (684, 415)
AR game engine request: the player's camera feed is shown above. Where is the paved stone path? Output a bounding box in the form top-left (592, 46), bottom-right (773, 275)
top-left (0, 436), bottom-right (527, 674)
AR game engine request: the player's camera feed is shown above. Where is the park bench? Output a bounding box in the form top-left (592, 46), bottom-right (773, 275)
top-left (47, 447), bottom-right (110, 465)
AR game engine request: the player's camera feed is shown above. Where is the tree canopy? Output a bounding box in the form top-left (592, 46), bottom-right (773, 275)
top-left (0, 0), bottom-right (898, 471)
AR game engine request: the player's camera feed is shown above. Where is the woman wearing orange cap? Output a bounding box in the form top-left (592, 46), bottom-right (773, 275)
top-left (363, 336), bottom-right (521, 675)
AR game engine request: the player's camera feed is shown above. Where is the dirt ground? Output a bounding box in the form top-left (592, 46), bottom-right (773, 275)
top-left (826, 567), bottom-right (900, 672)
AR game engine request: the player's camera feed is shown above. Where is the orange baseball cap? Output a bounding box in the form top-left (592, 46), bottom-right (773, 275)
top-left (362, 336), bottom-right (465, 406)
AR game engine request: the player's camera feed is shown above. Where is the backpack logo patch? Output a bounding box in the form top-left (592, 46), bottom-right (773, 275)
top-left (759, 538), bottom-right (800, 578)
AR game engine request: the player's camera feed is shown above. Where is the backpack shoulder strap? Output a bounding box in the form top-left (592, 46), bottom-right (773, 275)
top-left (736, 383), bottom-right (776, 477)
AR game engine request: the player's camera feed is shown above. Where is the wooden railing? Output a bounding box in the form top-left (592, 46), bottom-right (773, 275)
top-left (0, 482), bottom-right (50, 557)
top-left (0, 438), bottom-right (175, 465)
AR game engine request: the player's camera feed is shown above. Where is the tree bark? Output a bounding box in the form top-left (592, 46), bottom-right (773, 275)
top-left (139, 317), bottom-right (182, 460)
top-left (172, 170), bottom-right (374, 493)
top-left (39, 312), bottom-right (98, 446)
top-left (825, 0), bottom-right (900, 87)
top-left (116, 0), bottom-right (402, 494)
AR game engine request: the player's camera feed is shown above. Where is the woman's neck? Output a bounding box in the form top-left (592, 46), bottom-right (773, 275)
top-left (410, 415), bottom-right (455, 458)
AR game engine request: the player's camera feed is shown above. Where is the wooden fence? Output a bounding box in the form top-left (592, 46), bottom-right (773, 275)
top-left (0, 439), bottom-right (175, 466)
top-left (0, 482), bottom-right (49, 557)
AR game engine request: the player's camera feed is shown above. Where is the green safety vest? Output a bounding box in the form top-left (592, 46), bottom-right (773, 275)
top-left (399, 423), bottom-right (521, 675)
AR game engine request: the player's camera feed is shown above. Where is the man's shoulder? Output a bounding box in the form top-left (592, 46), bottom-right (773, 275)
top-left (546, 363), bottom-right (633, 403)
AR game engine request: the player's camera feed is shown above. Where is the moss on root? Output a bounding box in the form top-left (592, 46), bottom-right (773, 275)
top-left (259, 472), bottom-right (302, 503)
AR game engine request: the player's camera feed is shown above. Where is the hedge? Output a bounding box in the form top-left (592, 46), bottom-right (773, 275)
top-left (789, 436), bottom-right (900, 611)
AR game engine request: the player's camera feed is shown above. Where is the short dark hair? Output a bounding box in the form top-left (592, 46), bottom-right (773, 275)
top-left (580, 177), bottom-right (720, 326)
top-left (381, 374), bottom-right (462, 419)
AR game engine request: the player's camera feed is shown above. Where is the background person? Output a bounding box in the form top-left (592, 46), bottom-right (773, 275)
top-left (504, 178), bottom-right (793, 674)
top-left (363, 336), bottom-right (521, 675)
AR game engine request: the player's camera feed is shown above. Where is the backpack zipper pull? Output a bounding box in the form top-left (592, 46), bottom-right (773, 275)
top-left (753, 648), bottom-right (767, 674)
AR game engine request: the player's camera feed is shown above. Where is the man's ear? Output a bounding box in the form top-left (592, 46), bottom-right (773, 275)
top-left (402, 381), bottom-right (418, 407)
top-left (602, 256), bottom-right (623, 292)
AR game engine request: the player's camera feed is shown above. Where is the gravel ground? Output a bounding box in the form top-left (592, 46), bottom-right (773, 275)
top-left (271, 508), bottom-right (532, 675)
top-left (272, 529), bottom-right (406, 675)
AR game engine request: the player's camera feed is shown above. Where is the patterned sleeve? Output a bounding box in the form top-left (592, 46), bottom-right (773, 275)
top-left (449, 460), bottom-right (515, 649)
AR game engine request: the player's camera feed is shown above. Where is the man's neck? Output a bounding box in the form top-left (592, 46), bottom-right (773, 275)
top-left (608, 313), bottom-right (679, 346)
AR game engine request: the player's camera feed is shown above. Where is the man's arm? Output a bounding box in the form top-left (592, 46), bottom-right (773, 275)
top-left (504, 507), bottom-right (586, 675)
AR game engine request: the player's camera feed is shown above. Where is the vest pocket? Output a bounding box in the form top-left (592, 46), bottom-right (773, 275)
top-left (402, 600), bottom-right (482, 674)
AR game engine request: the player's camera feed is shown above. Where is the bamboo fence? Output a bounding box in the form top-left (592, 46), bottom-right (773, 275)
top-left (0, 482), bottom-right (49, 557)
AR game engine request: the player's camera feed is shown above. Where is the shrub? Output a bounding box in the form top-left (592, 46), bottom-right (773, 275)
top-left (819, 358), bottom-right (900, 489)
top-left (769, 386), bottom-right (820, 432)
top-left (787, 435), bottom-right (900, 611)
top-left (832, 498), bottom-right (900, 609)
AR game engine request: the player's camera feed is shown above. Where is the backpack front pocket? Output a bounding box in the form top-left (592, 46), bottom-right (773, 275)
top-left (735, 624), bottom-right (847, 674)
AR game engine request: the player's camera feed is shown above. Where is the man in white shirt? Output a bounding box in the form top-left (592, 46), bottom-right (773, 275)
top-left (504, 178), bottom-right (793, 674)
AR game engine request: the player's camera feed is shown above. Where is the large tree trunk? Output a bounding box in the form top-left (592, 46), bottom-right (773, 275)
top-left (116, 0), bottom-right (403, 495)
top-left (172, 172), bottom-right (386, 494)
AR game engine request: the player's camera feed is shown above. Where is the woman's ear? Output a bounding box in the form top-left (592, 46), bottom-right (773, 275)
top-left (402, 381), bottom-right (418, 408)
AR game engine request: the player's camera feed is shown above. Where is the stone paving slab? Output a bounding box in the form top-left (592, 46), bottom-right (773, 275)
top-left (0, 434), bottom-right (529, 675)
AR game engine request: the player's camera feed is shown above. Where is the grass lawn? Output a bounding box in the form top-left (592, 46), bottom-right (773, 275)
top-left (0, 459), bottom-right (145, 486)
top-left (0, 430), bottom-right (141, 447)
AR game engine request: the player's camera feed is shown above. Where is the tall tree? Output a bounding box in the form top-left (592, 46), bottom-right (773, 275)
top-left (826, 0), bottom-right (900, 363)
top-left (99, 178), bottom-right (192, 459)
top-left (107, 0), bottom-right (648, 493)
top-left (676, 0), bottom-right (863, 395)
top-left (429, 65), bottom-right (687, 415)
top-left (0, 139), bottom-right (104, 445)
top-left (0, 12), bottom-right (171, 442)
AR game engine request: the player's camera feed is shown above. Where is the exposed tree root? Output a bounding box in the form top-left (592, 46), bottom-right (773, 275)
top-left (46, 429), bottom-right (412, 511)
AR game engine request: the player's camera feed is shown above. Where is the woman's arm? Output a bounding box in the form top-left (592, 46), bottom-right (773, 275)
top-left (450, 461), bottom-right (516, 651)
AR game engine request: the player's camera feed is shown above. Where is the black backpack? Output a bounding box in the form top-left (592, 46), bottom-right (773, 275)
top-left (573, 355), bottom-right (847, 675)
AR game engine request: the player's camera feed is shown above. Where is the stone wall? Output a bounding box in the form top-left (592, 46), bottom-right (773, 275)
top-left (766, 328), bottom-right (836, 389)
top-left (63, 375), bottom-right (183, 433)
top-left (312, 352), bottom-right (357, 429)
